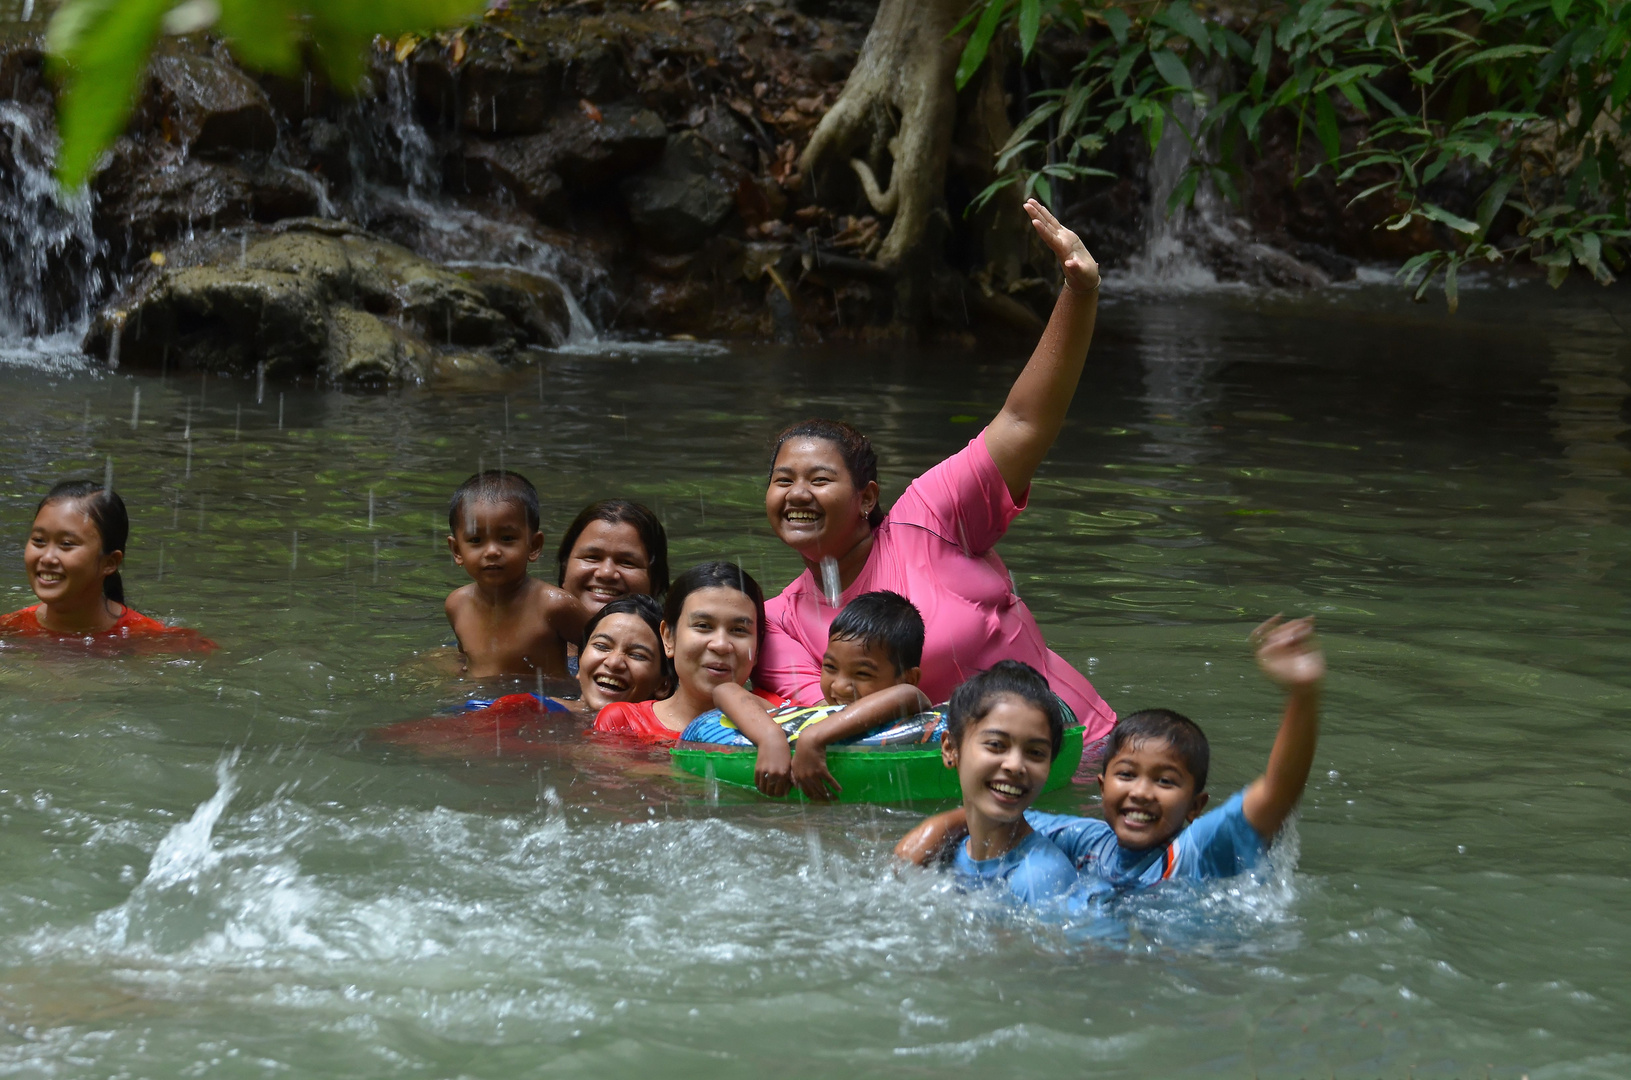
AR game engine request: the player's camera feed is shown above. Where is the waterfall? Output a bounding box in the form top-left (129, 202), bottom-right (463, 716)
top-left (0, 101), bottom-right (104, 341)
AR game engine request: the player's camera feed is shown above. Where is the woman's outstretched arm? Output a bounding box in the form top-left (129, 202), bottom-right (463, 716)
top-left (982, 200), bottom-right (1101, 500)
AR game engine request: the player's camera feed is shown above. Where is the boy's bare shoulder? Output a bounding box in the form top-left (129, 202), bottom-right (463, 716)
top-left (445, 584), bottom-right (477, 616)
top-left (536, 582), bottom-right (589, 631)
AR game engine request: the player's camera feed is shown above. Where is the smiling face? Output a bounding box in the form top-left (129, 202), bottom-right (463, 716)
top-left (448, 499), bottom-right (542, 591)
top-left (1098, 737), bottom-right (1208, 850)
top-left (820, 635), bottom-right (915, 705)
top-left (577, 612), bottom-right (666, 710)
top-left (661, 586), bottom-right (758, 701)
top-left (26, 500), bottom-right (120, 613)
top-left (942, 696), bottom-right (1055, 826)
top-left (562, 519), bottom-right (653, 615)
top-left (765, 437), bottom-right (878, 562)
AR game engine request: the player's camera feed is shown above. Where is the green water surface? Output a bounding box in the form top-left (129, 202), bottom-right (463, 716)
top-left (0, 281), bottom-right (1627, 1079)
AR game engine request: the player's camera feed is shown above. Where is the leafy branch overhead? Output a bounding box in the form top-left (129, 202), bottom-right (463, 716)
top-left (954, 0), bottom-right (1631, 309)
top-left (46, 0), bottom-right (484, 188)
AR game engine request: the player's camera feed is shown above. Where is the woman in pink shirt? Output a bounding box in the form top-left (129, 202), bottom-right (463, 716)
top-left (753, 200), bottom-right (1116, 743)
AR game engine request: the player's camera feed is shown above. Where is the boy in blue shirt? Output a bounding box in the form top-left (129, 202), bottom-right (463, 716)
top-left (896, 616), bottom-right (1325, 906)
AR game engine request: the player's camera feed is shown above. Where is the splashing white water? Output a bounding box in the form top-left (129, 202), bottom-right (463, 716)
top-left (142, 752), bottom-right (239, 889)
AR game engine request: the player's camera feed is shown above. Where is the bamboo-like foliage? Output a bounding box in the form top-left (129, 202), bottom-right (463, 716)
top-left (956, 0), bottom-right (1631, 309)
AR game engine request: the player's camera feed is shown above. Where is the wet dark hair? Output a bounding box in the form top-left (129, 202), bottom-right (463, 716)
top-left (1100, 708), bottom-right (1210, 792)
top-left (36, 481), bottom-right (129, 605)
top-left (555, 499), bottom-right (670, 598)
top-left (768, 418), bottom-right (884, 529)
top-left (829, 590), bottom-right (923, 674)
top-left (582, 593), bottom-right (673, 699)
top-left (945, 660), bottom-right (1065, 759)
top-left (447, 471), bottom-right (539, 534)
top-left (662, 561), bottom-right (766, 654)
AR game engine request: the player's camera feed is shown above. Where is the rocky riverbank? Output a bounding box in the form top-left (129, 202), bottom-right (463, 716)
top-left (0, 0), bottom-right (1429, 384)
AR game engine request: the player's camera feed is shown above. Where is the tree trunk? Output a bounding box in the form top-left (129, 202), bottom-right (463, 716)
top-left (800, 0), bottom-right (1048, 331)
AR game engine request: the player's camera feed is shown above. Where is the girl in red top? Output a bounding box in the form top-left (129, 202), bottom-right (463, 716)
top-left (1, 481), bottom-right (212, 650)
top-left (593, 561), bottom-right (788, 743)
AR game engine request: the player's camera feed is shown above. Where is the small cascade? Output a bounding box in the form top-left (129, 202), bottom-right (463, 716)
top-left (1118, 75), bottom-right (1338, 291)
top-left (0, 101), bottom-right (105, 340)
top-left (333, 62), bottom-right (608, 348)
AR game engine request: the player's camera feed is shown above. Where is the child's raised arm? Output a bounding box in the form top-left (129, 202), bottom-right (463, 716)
top-left (714, 683), bottom-right (793, 798)
top-left (1240, 616), bottom-right (1325, 840)
top-left (792, 683), bottom-right (930, 801)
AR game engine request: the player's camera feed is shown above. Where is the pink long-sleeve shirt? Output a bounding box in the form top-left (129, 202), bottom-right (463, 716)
top-left (755, 434), bottom-right (1116, 742)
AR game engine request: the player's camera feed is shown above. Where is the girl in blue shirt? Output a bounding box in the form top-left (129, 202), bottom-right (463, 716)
top-left (932, 660), bottom-right (1079, 906)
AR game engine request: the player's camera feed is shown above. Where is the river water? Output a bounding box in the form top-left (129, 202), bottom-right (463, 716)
top-left (0, 280), bottom-right (1626, 1078)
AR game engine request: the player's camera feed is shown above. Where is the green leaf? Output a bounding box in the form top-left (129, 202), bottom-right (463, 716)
top-left (1145, 106), bottom-right (1165, 152)
top-left (1166, 167), bottom-right (1200, 214)
top-left (48, 0), bottom-right (173, 188)
top-left (217, 0), bottom-right (301, 76)
top-left (1159, 2), bottom-right (1211, 56)
top-left (1253, 26), bottom-right (1273, 76)
top-left (967, 174), bottom-right (1021, 215)
top-left (1421, 202), bottom-right (1481, 233)
top-left (1475, 174), bottom-right (1517, 236)
top-left (1059, 82), bottom-right (1091, 138)
top-left (1613, 51), bottom-right (1631, 107)
top-left (1110, 47), bottom-right (1142, 94)
top-left (1551, 0), bottom-right (1573, 26)
top-left (1314, 91), bottom-right (1341, 163)
top-left (955, 0), bottom-right (1008, 90)
top-left (1102, 5), bottom-right (1130, 46)
top-left (1018, 0), bottom-right (1041, 59)
top-left (1359, 79), bottom-right (1408, 118)
top-left (1151, 47), bottom-right (1194, 91)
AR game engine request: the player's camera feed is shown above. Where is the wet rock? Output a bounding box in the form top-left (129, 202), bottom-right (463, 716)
top-left (456, 137), bottom-right (568, 220)
top-left (412, 36), bottom-right (563, 135)
top-left (299, 118), bottom-right (352, 191)
top-left (553, 104), bottom-right (669, 188)
top-left (458, 265), bottom-right (572, 347)
top-left (84, 223), bottom-right (535, 382)
top-left (622, 132), bottom-right (736, 254)
top-left (144, 50), bottom-right (277, 160)
top-left (327, 306), bottom-right (433, 385)
top-left (454, 104), bottom-right (666, 219)
top-left (88, 266), bottom-right (328, 377)
top-left (92, 150), bottom-right (326, 255)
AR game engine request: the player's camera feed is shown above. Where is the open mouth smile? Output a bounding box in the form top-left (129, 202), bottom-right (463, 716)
top-left (783, 509), bottom-right (820, 524)
top-left (592, 672), bottom-right (630, 694)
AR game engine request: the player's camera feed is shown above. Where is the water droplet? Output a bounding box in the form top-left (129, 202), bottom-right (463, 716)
top-left (129, 387), bottom-right (140, 429)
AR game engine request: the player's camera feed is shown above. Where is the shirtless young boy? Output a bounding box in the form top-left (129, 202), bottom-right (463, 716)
top-left (444, 471), bottom-right (587, 680)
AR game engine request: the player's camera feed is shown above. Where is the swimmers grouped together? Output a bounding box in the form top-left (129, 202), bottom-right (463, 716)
top-left (6, 199), bottom-right (1327, 915)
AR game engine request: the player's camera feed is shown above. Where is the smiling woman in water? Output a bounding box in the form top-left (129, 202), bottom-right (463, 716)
top-left (754, 199), bottom-right (1115, 742)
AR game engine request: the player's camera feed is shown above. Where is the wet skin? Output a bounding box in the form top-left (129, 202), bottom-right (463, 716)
top-left (1098, 738), bottom-right (1209, 850)
top-left (766, 438), bottom-right (878, 585)
top-left (576, 612), bottom-right (666, 711)
top-left (26, 500), bottom-right (123, 633)
top-left (562, 520), bottom-right (653, 616)
top-left (942, 697), bottom-right (1056, 861)
top-left (820, 636), bottom-right (917, 705)
top-left (445, 499), bottom-right (581, 679)
top-left (653, 587), bottom-right (759, 731)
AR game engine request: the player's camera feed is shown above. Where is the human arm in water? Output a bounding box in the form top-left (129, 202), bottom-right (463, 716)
top-left (540, 584), bottom-right (590, 657)
top-left (791, 683), bottom-right (932, 801)
top-left (1240, 616), bottom-right (1325, 838)
top-left (714, 683), bottom-right (794, 797)
top-left (893, 806), bottom-right (968, 866)
top-left (982, 199), bottom-right (1102, 501)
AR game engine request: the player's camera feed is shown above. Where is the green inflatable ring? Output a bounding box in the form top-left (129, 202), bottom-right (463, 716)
top-left (671, 721), bottom-right (1086, 804)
